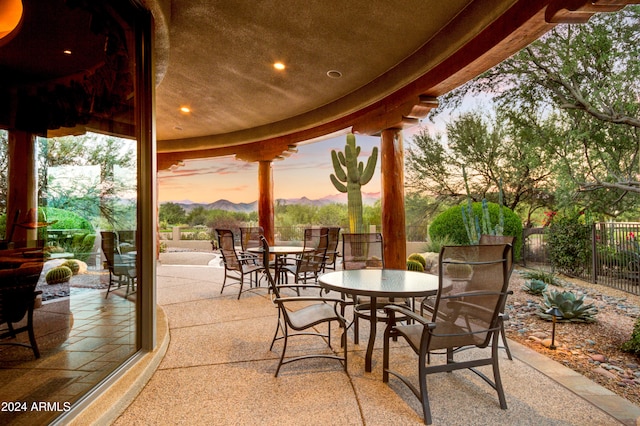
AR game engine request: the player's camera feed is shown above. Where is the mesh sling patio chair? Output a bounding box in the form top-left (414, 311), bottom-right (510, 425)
top-left (322, 227), bottom-right (341, 272)
top-left (239, 226), bottom-right (264, 265)
top-left (282, 228), bottom-right (328, 286)
top-left (101, 231), bottom-right (137, 299)
top-left (383, 244), bottom-right (510, 425)
top-left (280, 227), bottom-right (324, 270)
top-left (0, 263), bottom-right (43, 359)
top-left (479, 234), bottom-right (515, 359)
top-left (240, 226), bottom-right (264, 252)
top-left (341, 232), bottom-right (411, 345)
top-left (260, 235), bottom-right (347, 376)
top-left (419, 235), bottom-right (515, 360)
top-left (216, 229), bottom-right (265, 299)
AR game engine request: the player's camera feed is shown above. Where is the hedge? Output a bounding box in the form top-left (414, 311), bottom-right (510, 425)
top-left (428, 201), bottom-right (523, 260)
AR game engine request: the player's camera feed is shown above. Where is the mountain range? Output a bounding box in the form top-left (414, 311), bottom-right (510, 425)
top-left (165, 192), bottom-right (381, 213)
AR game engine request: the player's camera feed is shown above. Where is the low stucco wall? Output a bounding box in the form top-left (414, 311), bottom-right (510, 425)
top-left (162, 240), bottom-right (427, 254)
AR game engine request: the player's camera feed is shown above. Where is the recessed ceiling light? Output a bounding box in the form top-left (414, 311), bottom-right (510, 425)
top-left (274, 62), bottom-right (285, 71)
top-left (327, 70), bottom-right (342, 79)
top-left (180, 106), bottom-right (191, 113)
top-left (63, 50), bottom-right (72, 55)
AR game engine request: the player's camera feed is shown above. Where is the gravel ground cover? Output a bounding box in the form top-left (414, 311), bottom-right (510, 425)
top-left (506, 268), bottom-right (640, 406)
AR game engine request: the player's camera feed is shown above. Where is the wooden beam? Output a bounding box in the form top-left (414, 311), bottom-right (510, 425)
top-left (258, 161), bottom-right (274, 245)
top-left (380, 128), bottom-right (406, 270)
top-left (545, 0), bottom-right (638, 23)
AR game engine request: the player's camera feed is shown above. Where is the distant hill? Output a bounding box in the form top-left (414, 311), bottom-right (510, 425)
top-left (163, 192), bottom-right (380, 213)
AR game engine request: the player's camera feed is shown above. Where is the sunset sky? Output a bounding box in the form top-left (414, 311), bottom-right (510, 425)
top-left (158, 133), bottom-right (385, 204)
top-left (157, 99), bottom-right (478, 204)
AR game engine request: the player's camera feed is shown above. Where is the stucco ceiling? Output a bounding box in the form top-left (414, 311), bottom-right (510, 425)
top-left (150, 0), bottom-right (521, 153)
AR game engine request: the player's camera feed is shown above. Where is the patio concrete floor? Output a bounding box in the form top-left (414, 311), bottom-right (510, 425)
top-left (111, 256), bottom-right (640, 425)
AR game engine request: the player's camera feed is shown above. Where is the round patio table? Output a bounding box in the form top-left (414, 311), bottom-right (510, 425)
top-left (318, 269), bottom-right (439, 372)
top-left (247, 246), bottom-right (314, 283)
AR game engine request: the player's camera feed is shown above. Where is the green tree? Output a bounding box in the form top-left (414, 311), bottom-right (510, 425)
top-left (436, 7), bottom-right (640, 216)
top-left (159, 202), bottom-right (187, 226)
top-left (206, 209), bottom-right (248, 232)
top-left (363, 200), bottom-right (381, 229)
top-left (406, 110), bottom-right (555, 222)
top-left (315, 203), bottom-right (348, 227)
top-left (186, 206), bottom-right (209, 226)
top-left (40, 133), bottom-right (137, 228)
top-left (275, 203), bottom-right (318, 226)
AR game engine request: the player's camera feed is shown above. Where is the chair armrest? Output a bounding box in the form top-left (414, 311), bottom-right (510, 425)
top-left (384, 304), bottom-right (434, 328)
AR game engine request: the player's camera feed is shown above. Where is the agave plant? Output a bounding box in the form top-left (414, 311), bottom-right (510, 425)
top-left (522, 279), bottom-right (547, 295)
top-left (537, 289), bottom-right (598, 323)
top-left (520, 270), bottom-right (563, 287)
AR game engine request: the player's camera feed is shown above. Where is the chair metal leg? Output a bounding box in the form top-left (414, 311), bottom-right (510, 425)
top-left (27, 305), bottom-right (40, 359)
top-left (418, 358), bottom-right (432, 425)
top-left (492, 332), bottom-right (508, 409)
top-left (274, 323), bottom-right (289, 377)
top-left (500, 323), bottom-right (513, 360)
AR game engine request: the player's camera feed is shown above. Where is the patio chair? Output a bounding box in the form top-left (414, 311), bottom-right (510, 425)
top-left (322, 227), bottom-right (341, 272)
top-left (101, 231), bottom-right (136, 298)
top-left (341, 233), bottom-right (411, 344)
top-left (239, 226), bottom-right (264, 262)
top-left (0, 263), bottom-right (43, 359)
top-left (383, 244), bottom-right (510, 425)
top-left (480, 234), bottom-right (515, 359)
top-left (282, 228), bottom-right (328, 285)
top-left (260, 235), bottom-right (347, 376)
top-left (280, 227), bottom-right (324, 268)
top-left (420, 235), bottom-right (515, 359)
top-left (216, 229), bottom-right (265, 299)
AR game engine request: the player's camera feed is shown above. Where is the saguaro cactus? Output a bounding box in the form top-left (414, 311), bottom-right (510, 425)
top-left (330, 133), bottom-right (378, 233)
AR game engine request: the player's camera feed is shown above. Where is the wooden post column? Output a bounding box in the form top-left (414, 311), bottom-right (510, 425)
top-left (7, 130), bottom-right (38, 246)
top-left (380, 128), bottom-right (406, 269)
top-left (258, 160), bottom-right (274, 245)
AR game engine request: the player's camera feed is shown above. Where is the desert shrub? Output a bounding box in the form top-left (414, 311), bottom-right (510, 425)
top-left (429, 202), bottom-right (523, 259)
top-left (622, 317), bottom-right (640, 355)
top-left (423, 234), bottom-right (455, 253)
top-left (41, 207), bottom-right (94, 231)
top-left (547, 215), bottom-right (591, 277)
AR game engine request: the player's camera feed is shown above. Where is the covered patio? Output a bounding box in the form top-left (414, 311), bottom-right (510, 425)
top-left (90, 260), bottom-right (640, 425)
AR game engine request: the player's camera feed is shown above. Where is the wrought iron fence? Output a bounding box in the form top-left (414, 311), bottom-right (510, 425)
top-left (521, 222), bottom-right (640, 295)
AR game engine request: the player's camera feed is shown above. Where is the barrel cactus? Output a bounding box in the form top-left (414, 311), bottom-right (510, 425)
top-left (407, 253), bottom-right (427, 269)
top-left (46, 266), bottom-right (73, 284)
top-left (407, 259), bottom-right (424, 272)
top-left (62, 260), bottom-right (80, 275)
top-left (445, 263), bottom-right (473, 279)
top-left (330, 133), bottom-right (378, 233)
top-left (536, 289), bottom-right (598, 323)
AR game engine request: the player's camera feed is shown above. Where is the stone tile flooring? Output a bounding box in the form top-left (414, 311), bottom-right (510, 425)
top-left (0, 285), bottom-right (136, 426)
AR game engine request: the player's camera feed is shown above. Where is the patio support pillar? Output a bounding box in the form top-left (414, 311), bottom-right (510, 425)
top-left (7, 130), bottom-right (38, 246)
top-left (258, 160), bottom-right (275, 245)
top-left (380, 128), bottom-right (406, 269)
